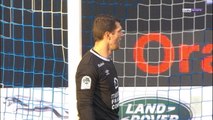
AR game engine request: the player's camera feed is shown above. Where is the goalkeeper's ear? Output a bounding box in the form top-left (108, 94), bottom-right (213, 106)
top-left (103, 31), bottom-right (111, 40)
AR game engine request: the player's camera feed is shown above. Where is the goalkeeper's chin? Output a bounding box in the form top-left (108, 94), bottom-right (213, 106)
top-left (110, 42), bottom-right (120, 51)
top-left (114, 44), bottom-right (120, 51)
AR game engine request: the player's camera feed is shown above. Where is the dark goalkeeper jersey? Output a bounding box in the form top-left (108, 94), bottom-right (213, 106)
top-left (76, 49), bottom-right (119, 120)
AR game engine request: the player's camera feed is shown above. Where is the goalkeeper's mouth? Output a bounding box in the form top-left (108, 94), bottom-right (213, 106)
top-left (118, 34), bottom-right (124, 46)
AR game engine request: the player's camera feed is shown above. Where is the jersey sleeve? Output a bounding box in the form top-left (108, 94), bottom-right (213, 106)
top-left (75, 63), bottom-right (98, 120)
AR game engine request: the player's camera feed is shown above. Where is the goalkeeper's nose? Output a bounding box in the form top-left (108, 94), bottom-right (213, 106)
top-left (121, 30), bottom-right (125, 36)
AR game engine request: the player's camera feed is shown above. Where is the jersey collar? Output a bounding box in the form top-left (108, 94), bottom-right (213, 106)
top-left (90, 49), bottom-right (110, 62)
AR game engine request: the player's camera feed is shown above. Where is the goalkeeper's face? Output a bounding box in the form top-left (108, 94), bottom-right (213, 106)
top-left (109, 22), bottom-right (124, 51)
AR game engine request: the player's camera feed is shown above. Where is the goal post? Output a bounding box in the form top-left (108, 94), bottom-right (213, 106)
top-left (68, 0), bottom-right (82, 119)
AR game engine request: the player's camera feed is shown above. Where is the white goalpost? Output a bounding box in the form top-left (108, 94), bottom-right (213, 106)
top-left (68, 0), bottom-right (82, 119)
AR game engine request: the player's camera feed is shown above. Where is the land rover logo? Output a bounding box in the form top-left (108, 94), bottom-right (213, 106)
top-left (119, 97), bottom-right (193, 120)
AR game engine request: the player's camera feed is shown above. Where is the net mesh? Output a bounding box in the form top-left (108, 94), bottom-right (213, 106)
top-left (115, 1), bottom-right (212, 119)
top-left (0, 0), bottom-right (68, 119)
top-left (81, 0), bottom-right (212, 119)
top-left (0, 0), bottom-right (68, 87)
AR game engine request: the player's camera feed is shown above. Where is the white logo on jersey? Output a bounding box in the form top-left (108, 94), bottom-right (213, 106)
top-left (114, 77), bottom-right (119, 89)
top-left (81, 76), bottom-right (91, 89)
top-left (98, 62), bottom-right (105, 67)
top-left (105, 69), bottom-right (110, 75)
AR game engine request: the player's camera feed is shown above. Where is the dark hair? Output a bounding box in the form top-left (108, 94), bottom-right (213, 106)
top-left (92, 14), bottom-right (120, 41)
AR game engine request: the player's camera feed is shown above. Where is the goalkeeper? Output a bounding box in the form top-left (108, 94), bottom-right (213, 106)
top-left (76, 14), bottom-right (124, 120)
